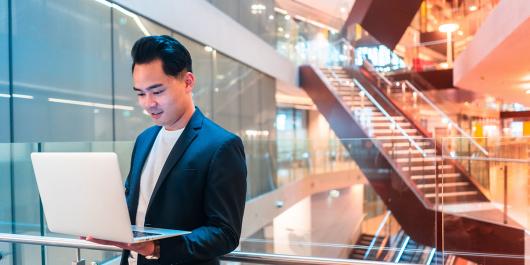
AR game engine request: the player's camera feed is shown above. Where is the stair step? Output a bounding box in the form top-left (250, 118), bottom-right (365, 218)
top-left (389, 149), bottom-right (436, 155)
top-left (417, 182), bottom-right (469, 189)
top-left (370, 116), bottom-right (407, 121)
top-left (382, 142), bottom-right (430, 147)
top-left (396, 156), bottom-right (442, 163)
top-left (373, 129), bottom-right (417, 134)
top-left (425, 190), bottom-right (478, 198)
top-left (411, 173), bottom-right (460, 180)
top-left (376, 135), bottom-right (426, 140)
top-left (372, 122), bottom-right (412, 128)
top-left (401, 164), bottom-right (453, 171)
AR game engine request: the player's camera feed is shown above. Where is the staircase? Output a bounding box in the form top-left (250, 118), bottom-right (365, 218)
top-left (349, 233), bottom-right (385, 260)
top-left (321, 67), bottom-right (486, 205)
top-left (351, 229), bottom-right (467, 264)
top-left (300, 64), bottom-right (525, 265)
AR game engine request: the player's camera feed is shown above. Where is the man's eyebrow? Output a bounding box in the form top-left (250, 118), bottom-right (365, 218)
top-left (132, 83), bottom-right (164, 91)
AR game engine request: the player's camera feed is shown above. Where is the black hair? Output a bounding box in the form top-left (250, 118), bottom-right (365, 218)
top-left (131, 35), bottom-right (193, 76)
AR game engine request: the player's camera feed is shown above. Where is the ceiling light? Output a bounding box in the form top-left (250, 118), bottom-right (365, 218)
top-left (250, 4), bottom-right (266, 15)
top-left (526, 90), bottom-right (530, 94)
top-left (457, 30), bottom-right (464, 36)
top-left (469, 5), bottom-right (478, 11)
top-left (268, 14), bottom-right (274, 20)
top-left (204, 46), bottom-right (213, 52)
top-left (438, 23), bottom-right (459, 33)
top-left (278, 27), bottom-right (284, 32)
top-left (284, 33), bottom-right (290, 38)
top-left (284, 14), bottom-right (291, 20)
top-left (340, 7), bottom-right (347, 13)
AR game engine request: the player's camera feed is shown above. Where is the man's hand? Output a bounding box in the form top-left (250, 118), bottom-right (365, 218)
top-left (84, 236), bottom-right (156, 257)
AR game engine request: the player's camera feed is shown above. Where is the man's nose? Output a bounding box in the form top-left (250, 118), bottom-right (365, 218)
top-left (143, 94), bottom-right (157, 108)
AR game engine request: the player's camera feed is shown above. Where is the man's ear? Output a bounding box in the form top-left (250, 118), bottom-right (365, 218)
top-left (184, 72), bottom-right (195, 93)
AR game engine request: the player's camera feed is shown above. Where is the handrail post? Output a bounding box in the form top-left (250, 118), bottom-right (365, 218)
top-left (503, 164), bottom-right (508, 224)
top-left (408, 143), bottom-right (412, 175)
top-left (71, 248), bottom-right (85, 265)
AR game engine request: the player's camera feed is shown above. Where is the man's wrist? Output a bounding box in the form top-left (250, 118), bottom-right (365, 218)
top-left (145, 241), bottom-right (160, 260)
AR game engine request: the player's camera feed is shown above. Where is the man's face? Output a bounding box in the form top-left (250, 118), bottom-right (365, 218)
top-left (133, 59), bottom-right (194, 130)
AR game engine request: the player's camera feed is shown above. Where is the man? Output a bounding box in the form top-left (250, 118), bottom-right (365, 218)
top-left (88, 35), bottom-right (247, 265)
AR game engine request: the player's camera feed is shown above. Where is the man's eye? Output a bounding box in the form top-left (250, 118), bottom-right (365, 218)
top-left (137, 93), bottom-right (145, 96)
top-left (153, 90), bottom-right (165, 95)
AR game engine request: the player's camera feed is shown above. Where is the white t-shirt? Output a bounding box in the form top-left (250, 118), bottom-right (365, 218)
top-left (129, 126), bottom-right (184, 265)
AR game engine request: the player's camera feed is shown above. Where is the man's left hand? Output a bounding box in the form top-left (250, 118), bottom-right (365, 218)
top-left (85, 236), bottom-right (156, 257)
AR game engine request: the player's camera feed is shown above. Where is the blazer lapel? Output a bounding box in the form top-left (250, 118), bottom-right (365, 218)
top-left (146, 108), bottom-right (204, 213)
top-left (128, 126), bottom-right (161, 222)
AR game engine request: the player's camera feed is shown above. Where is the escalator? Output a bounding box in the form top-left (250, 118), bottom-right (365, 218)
top-left (300, 65), bottom-right (525, 265)
top-left (350, 211), bottom-right (474, 265)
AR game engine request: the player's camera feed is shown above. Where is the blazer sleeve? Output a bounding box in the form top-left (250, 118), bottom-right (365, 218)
top-left (159, 136), bottom-right (247, 264)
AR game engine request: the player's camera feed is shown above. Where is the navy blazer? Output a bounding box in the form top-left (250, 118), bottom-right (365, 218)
top-left (120, 108), bottom-right (247, 265)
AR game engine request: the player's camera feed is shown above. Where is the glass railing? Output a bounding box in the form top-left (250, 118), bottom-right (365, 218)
top-left (438, 137), bottom-right (529, 265)
top-left (2, 137), bottom-right (528, 264)
top-left (0, 138), bottom-right (436, 265)
top-left (440, 137), bottom-right (530, 226)
top-left (363, 66), bottom-right (493, 195)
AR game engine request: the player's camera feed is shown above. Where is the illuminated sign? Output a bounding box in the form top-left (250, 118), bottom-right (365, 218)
top-left (354, 45), bottom-right (405, 72)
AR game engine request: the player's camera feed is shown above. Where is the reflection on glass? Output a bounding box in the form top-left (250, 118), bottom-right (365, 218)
top-left (12, 0), bottom-right (113, 142)
top-left (174, 32), bottom-right (213, 118)
top-left (209, 0), bottom-right (276, 45)
top-left (0, 0), bottom-right (9, 142)
top-left (113, 11), bottom-right (170, 141)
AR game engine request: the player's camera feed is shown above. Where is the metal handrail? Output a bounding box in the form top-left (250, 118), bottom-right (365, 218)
top-left (0, 233), bottom-right (418, 265)
top-left (366, 64), bottom-right (489, 157)
top-left (326, 69), bottom-right (425, 156)
top-left (369, 66), bottom-right (393, 87)
top-left (352, 79), bottom-right (427, 157)
top-left (403, 80), bottom-right (489, 156)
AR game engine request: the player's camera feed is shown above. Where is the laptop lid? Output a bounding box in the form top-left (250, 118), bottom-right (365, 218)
top-left (31, 152), bottom-right (136, 242)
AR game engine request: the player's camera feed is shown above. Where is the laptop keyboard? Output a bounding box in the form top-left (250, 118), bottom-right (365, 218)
top-left (132, 230), bottom-right (162, 238)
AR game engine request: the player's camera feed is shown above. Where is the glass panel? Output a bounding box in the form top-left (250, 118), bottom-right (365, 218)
top-left (209, 0), bottom-right (240, 20)
top-left (0, 0), bottom-right (9, 143)
top-left (113, 11), bottom-right (171, 141)
top-left (212, 52), bottom-right (240, 133)
top-left (11, 143), bottom-right (40, 264)
top-left (173, 33), bottom-right (213, 118)
top-left (241, 138), bottom-right (439, 263)
top-left (440, 136), bottom-right (529, 265)
top-left (0, 137), bottom-right (442, 264)
top-left (11, 0), bottom-right (112, 142)
top-left (209, 0), bottom-right (276, 45)
top-left (240, 66), bottom-right (268, 199)
top-left (0, 144), bottom-right (13, 265)
top-left (237, 0), bottom-right (275, 45)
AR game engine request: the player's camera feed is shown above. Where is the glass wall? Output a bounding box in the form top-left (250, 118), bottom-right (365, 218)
top-left (0, 0), bottom-right (9, 142)
top-left (0, 4), bottom-right (11, 263)
top-left (113, 13), bottom-right (171, 141)
top-left (208, 0), bottom-right (276, 45)
top-left (12, 0), bottom-right (113, 143)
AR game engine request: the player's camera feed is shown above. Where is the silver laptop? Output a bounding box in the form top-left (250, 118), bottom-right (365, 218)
top-left (31, 152), bottom-right (190, 243)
